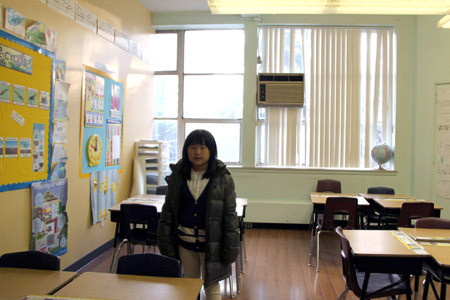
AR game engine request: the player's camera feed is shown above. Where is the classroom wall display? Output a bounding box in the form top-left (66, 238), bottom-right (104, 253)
top-left (435, 82), bottom-right (450, 199)
top-left (79, 65), bottom-right (124, 177)
top-left (31, 178), bottom-right (68, 256)
top-left (0, 29), bottom-right (54, 192)
top-left (90, 169), bottom-right (118, 224)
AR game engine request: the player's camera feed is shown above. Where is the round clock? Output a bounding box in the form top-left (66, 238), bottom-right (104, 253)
top-left (87, 134), bottom-right (102, 166)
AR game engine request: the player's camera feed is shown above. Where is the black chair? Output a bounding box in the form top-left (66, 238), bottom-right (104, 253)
top-left (110, 204), bottom-right (158, 273)
top-left (309, 197), bottom-right (358, 271)
top-left (416, 217), bottom-right (450, 300)
top-left (397, 202), bottom-right (434, 228)
top-left (335, 227), bottom-right (412, 300)
top-left (365, 187), bottom-right (396, 229)
top-left (0, 250), bottom-right (60, 270)
top-left (155, 185), bottom-right (168, 195)
top-left (117, 253), bottom-right (183, 278)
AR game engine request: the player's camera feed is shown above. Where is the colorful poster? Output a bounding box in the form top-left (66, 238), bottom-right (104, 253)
top-left (53, 121), bottom-right (68, 144)
top-left (52, 144), bottom-right (67, 163)
top-left (31, 178), bottom-right (68, 256)
top-left (26, 21), bottom-right (46, 45)
top-left (0, 81), bottom-right (11, 103)
top-left (110, 84), bottom-right (121, 119)
top-left (0, 44), bottom-right (33, 75)
top-left (0, 137), bottom-right (3, 158)
top-left (13, 84), bottom-right (25, 105)
top-left (40, 90), bottom-right (50, 109)
top-left (43, 27), bottom-right (58, 53)
top-left (33, 123), bottom-right (46, 172)
top-left (5, 7), bottom-right (26, 37)
top-left (5, 137), bottom-right (18, 158)
top-left (27, 87), bottom-right (38, 107)
top-left (106, 120), bottom-right (121, 166)
top-left (55, 58), bottom-right (66, 81)
top-left (20, 138), bottom-right (32, 158)
top-left (90, 169), bottom-right (118, 224)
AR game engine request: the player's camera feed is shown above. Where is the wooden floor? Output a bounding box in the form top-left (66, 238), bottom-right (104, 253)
top-left (78, 228), bottom-right (448, 300)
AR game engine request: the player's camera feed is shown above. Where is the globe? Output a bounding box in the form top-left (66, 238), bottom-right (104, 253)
top-left (371, 144), bottom-right (393, 170)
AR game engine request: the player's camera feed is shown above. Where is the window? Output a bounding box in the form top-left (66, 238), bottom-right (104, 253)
top-left (257, 26), bottom-right (396, 169)
top-left (153, 30), bottom-right (244, 164)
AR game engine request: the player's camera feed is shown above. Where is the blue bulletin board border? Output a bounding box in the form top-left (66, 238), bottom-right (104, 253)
top-left (0, 29), bottom-right (54, 192)
top-left (79, 65), bottom-right (124, 178)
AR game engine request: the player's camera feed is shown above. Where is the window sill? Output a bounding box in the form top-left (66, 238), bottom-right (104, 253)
top-left (228, 165), bottom-right (397, 176)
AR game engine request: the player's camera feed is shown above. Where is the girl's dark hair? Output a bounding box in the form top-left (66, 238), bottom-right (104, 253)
top-left (181, 129), bottom-right (217, 180)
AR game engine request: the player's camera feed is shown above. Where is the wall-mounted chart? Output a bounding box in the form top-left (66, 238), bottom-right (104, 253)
top-left (79, 65), bottom-right (124, 177)
top-left (0, 29), bottom-right (54, 192)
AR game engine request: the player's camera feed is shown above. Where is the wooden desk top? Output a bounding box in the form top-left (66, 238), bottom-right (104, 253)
top-left (310, 192), bottom-right (369, 206)
top-left (110, 194), bottom-right (248, 217)
top-left (343, 230), bottom-right (426, 257)
top-left (373, 198), bottom-right (443, 210)
top-left (359, 193), bottom-right (416, 200)
top-left (0, 267), bottom-right (77, 300)
top-left (54, 272), bottom-right (203, 300)
top-left (400, 227), bottom-right (450, 267)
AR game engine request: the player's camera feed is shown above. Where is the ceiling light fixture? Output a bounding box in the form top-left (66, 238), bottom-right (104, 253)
top-left (207, 0), bottom-right (450, 15)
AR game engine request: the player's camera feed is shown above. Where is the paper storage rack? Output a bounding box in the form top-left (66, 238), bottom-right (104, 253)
top-left (134, 140), bottom-right (170, 194)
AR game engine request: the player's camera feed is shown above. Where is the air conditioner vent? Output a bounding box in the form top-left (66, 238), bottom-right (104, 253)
top-left (257, 73), bottom-right (304, 107)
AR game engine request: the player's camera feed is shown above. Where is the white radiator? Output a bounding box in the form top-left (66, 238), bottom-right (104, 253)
top-left (244, 201), bottom-right (313, 224)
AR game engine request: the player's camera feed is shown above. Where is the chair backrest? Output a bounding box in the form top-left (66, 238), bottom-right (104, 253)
top-left (397, 202), bottom-right (434, 228)
top-left (335, 227), bottom-right (362, 296)
top-left (155, 185), bottom-right (168, 195)
top-left (0, 250), bottom-right (60, 270)
top-left (322, 197), bottom-right (358, 230)
top-left (316, 179), bottom-right (341, 193)
top-left (119, 204), bottom-right (158, 244)
top-left (415, 217), bottom-right (450, 229)
top-left (367, 186), bottom-right (395, 195)
top-left (117, 253), bottom-right (183, 277)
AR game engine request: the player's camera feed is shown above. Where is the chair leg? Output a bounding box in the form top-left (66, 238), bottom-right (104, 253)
top-left (440, 281), bottom-right (446, 300)
top-left (109, 240), bottom-right (127, 273)
top-left (337, 286), bottom-right (349, 300)
top-left (235, 255), bottom-right (240, 294)
top-left (316, 231), bottom-right (321, 272)
top-left (228, 274), bottom-right (234, 298)
top-left (308, 230), bottom-right (316, 267)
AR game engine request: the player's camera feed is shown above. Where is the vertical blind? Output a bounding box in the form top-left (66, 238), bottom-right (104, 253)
top-left (258, 26), bottom-right (395, 169)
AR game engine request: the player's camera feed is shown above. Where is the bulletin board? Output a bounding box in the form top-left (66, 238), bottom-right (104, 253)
top-left (79, 65), bottom-right (124, 178)
top-left (0, 29), bottom-right (54, 192)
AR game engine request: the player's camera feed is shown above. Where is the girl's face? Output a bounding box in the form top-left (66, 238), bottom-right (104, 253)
top-left (187, 143), bottom-right (210, 172)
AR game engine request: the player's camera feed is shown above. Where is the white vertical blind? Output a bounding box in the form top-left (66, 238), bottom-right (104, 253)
top-left (258, 26), bottom-right (395, 169)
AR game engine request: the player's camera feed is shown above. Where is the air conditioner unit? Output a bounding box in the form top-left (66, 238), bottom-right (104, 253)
top-left (257, 73), bottom-right (304, 107)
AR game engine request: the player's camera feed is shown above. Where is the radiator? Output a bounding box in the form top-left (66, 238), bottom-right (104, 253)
top-left (244, 201), bottom-right (313, 224)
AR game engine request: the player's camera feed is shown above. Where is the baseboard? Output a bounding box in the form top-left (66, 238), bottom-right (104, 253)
top-left (245, 222), bottom-right (309, 230)
top-left (64, 239), bottom-right (114, 272)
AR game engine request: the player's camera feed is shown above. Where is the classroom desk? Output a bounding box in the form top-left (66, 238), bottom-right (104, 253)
top-left (343, 229), bottom-right (427, 300)
top-left (400, 227), bottom-right (450, 300)
top-left (367, 196), bottom-right (443, 218)
top-left (310, 192), bottom-right (370, 232)
top-left (0, 267), bottom-right (77, 300)
top-left (54, 272), bottom-right (203, 300)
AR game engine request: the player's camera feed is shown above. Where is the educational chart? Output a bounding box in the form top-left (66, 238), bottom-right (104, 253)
top-left (436, 83), bottom-right (450, 198)
top-left (90, 169), bottom-right (118, 224)
top-left (0, 29), bottom-right (54, 192)
top-left (79, 65), bottom-right (124, 177)
top-left (31, 178), bottom-right (68, 256)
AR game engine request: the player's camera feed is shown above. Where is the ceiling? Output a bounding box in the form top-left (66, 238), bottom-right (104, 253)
top-left (139, 0), bottom-right (210, 12)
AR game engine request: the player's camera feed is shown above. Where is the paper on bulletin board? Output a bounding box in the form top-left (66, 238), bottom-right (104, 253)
top-left (0, 29), bottom-right (54, 192)
top-left (90, 169), bottom-right (118, 224)
top-left (436, 93), bottom-right (450, 199)
top-left (31, 178), bottom-right (68, 256)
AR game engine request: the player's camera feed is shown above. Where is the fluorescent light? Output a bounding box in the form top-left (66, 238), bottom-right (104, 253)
top-left (208, 0), bottom-right (450, 15)
top-left (438, 14), bottom-right (450, 28)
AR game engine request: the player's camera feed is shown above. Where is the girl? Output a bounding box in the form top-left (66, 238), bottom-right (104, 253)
top-left (157, 129), bottom-right (239, 300)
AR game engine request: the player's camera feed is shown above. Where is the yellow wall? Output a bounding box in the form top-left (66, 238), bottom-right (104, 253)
top-left (0, 0), bottom-right (154, 268)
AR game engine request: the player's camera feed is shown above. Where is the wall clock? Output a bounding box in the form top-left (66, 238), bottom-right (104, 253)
top-left (87, 134), bottom-right (102, 166)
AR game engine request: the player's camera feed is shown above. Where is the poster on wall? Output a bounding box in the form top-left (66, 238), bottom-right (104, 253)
top-left (79, 65), bottom-right (124, 178)
top-left (436, 82), bottom-right (450, 199)
top-left (31, 178), bottom-right (68, 256)
top-left (0, 29), bottom-right (54, 192)
top-left (90, 169), bottom-right (118, 224)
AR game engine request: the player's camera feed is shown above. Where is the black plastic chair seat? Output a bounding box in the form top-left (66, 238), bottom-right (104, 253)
top-left (0, 251), bottom-right (60, 270)
top-left (117, 253), bottom-right (182, 278)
